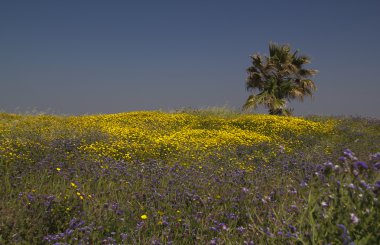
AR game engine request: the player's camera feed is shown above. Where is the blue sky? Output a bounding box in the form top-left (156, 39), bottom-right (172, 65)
top-left (1, 1), bottom-right (379, 117)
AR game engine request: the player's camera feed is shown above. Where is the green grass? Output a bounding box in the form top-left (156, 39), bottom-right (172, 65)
top-left (0, 110), bottom-right (379, 244)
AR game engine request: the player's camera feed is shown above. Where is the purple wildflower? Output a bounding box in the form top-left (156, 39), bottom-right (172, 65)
top-left (343, 149), bottom-right (357, 160)
top-left (288, 187), bottom-right (297, 195)
top-left (321, 201), bottom-right (328, 208)
top-left (27, 194), bottom-right (35, 202)
top-left (343, 148), bottom-right (352, 154)
top-left (219, 223), bottom-right (228, 231)
top-left (374, 180), bottom-right (380, 189)
top-left (337, 224), bottom-right (351, 244)
top-left (210, 238), bottom-right (217, 245)
top-left (261, 227), bottom-right (274, 237)
top-left (111, 202), bottom-right (119, 210)
top-left (227, 213), bottom-right (237, 219)
top-left (290, 205), bottom-right (298, 211)
top-left (120, 233), bottom-right (128, 241)
top-left (288, 225), bottom-right (297, 233)
top-left (244, 241), bottom-right (254, 245)
top-left (285, 232), bottom-right (297, 238)
top-left (44, 195), bottom-right (55, 207)
top-left (360, 180), bottom-right (371, 190)
top-left (136, 221), bottom-right (145, 230)
top-left (300, 180), bottom-right (308, 187)
top-left (337, 224), bottom-right (353, 245)
top-left (370, 152), bottom-right (380, 161)
top-left (65, 229), bottom-right (74, 236)
top-left (353, 161), bottom-right (368, 170)
top-left (69, 218), bottom-right (85, 229)
top-left (338, 156), bottom-right (347, 162)
top-left (236, 226), bottom-right (246, 233)
top-left (151, 240), bottom-right (161, 245)
top-left (210, 227), bottom-right (218, 232)
top-left (315, 164), bottom-right (324, 172)
top-left (102, 237), bottom-right (116, 244)
top-left (350, 213), bottom-right (359, 224)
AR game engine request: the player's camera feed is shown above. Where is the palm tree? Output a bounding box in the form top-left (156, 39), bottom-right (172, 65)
top-left (243, 42), bottom-right (317, 116)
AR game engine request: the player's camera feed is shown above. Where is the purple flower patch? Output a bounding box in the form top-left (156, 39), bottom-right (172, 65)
top-left (374, 180), bottom-right (380, 189)
top-left (353, 161), bottom-right (368, 170)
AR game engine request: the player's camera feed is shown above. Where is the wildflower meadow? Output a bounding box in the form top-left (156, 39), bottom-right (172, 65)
top-left (0, 109), bottom-right (379, 244)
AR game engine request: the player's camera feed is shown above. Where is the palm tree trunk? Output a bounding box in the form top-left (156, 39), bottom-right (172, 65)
top-left (269, 108), bottom-right (284, 115)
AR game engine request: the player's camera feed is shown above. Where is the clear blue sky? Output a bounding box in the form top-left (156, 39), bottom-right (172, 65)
top-left (1, 1), bottom-right (379, 117)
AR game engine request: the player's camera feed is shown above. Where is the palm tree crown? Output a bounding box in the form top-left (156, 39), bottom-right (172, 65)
top-left (243, 43), bottom-right (317, 115)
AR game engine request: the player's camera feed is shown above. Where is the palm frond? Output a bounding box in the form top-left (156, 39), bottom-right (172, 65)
top-left (243, 91), bottom-right (286, 112)
top-left (299, 69), bottom-right (318, 77)
top-left (269, 42), bottom-right (279, 57)
top-left (292, 55), bottom-right (311, 67)
top-left (242, 94), bottom-right (261, 111)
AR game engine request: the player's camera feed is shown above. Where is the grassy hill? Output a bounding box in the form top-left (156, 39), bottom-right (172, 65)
top-left (1, 110), bottom-right (379, 244)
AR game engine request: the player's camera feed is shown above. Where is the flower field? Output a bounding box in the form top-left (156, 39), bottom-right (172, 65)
top-left (0, 110), bottom-right (379, 244)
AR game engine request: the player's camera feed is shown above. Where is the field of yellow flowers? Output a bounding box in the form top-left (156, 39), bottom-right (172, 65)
top-left (0, 111), bottom-right (334, 167)
top-left (1, 110), bottom-right (379, 244)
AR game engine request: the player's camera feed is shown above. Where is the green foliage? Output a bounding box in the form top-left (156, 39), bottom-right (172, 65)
top-left (244, 42), bottom-right (317, 115)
